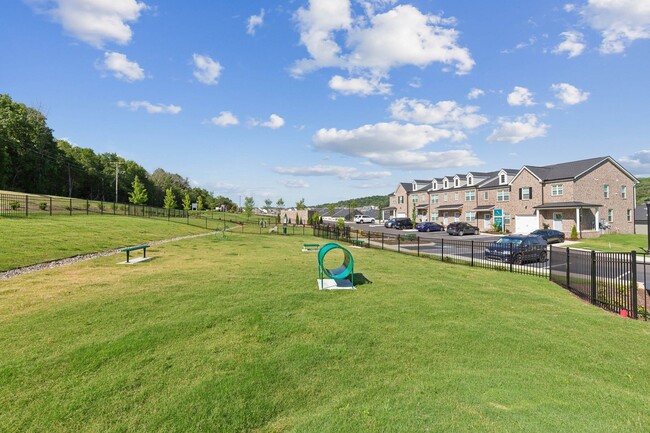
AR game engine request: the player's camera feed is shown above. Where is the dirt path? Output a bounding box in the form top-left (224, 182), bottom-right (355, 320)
top-left (0, 231), bottom-right (218, 280)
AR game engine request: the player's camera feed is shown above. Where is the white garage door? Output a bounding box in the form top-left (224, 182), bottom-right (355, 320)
top-left (515, 215), bottom-right (538, 234)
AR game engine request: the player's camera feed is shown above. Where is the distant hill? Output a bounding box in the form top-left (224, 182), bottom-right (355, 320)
top-left (313, 195), bottom-right (390, 209)
top-left (637, 178), bottom-right (650, 205)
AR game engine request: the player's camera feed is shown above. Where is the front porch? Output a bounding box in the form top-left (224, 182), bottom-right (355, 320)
top-left (534, 201), bottom-right (602, 239)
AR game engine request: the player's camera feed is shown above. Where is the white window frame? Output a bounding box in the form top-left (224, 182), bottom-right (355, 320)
top-left (483, 191), bottom-right (489, 200)
top-left (621, 185), bottom-right (627, 199)
top-left (496, 190), bottom-right (510, 202)
top-left (454, 192), bottom-right (459, 201)
top-left (467, 175), bottom-right (473, 186)
top-left (608, 209), bottom-right (613, 223)
top-left (454, 178), bottom-right (460, 187)
top-left (398, 196), bottom-right (404, 204)
top-left (444, 193), bottom-right (448, 202)
top-left (465, 211), bottom-right (476, 222)
top-left (627, 209), bottom-right (632, 222)
top-left (504, 213), bottom-right (511, 225)
top-left (443, 179), bottom-right (449, 189)
top-left (551, 184), bottom-right (563, 196)
top-left (521, 187), bottom-right (531, 200)
top-left (465, 190), bottom-right (476, 201)
top-left (431, 194), bottom-right (439, 204)
top-left (603, 184), bottom-right (609, 199)
top-left (412, 195), bottom-right (418, 203)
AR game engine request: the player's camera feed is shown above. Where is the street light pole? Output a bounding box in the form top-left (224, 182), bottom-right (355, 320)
top-left (113, 162), bottom-right (120, 204)
top-left (645, 198), bottom-right (650, 251)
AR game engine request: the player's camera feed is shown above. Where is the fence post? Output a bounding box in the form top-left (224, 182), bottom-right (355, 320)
top-left (381, 233), bottom-right (384, 250)
top-left (25, 194), bottom-right (28, 217)
top-left (86, 200), bottom-right (89, 215)
top-left (441, 238), bottom-right (444, 261)
top-left (417, 236), bottom-right (420, 257)
top-left (49, 197), bottom-right (52, 216)
top-left (398, 234), bottom-right (401, 253)
top-left (69, 198), bottom-right (72, 216)
top-left (566, 248), bottom-right (571, 290)
top-left (631, 250), bottom-right (638, 319)
top-left (549, 246), bottom-right (553, 280)
top-left (509, 243), bottom-right (514, 273)
top-left (590, 250), bottom-right (597, 305)
top-left (471, 240), bottom-right (474, 267)
top-left (101, 200), bottom-right (104, 215)
top-left (367, 230), bottom-right (370, 248)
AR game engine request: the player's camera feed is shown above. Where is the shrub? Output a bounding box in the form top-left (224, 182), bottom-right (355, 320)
top-left (39, 202), bottom-right (47, 211)
top-left (570, 225), bottom-right (578, 240)
top-left (543, 223), bottom-right (550, 230)
top-left (9, 201), bottom-right (20, 210)
top-left (336, 218), bottom-right (345, 232)
top-left (98, 202), bottom-right (104, 211)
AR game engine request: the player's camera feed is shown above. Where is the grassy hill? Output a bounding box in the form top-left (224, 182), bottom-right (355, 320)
top-left (313, 194), bottom-right (389, 209)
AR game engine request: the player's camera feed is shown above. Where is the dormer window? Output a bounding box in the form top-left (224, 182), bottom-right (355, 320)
top-left (432, 181), bottom-right (437, 190)
top-left (467, 175), bottom-right (473, 186)
top-left (498, 170), bottom-right (508, 185)
top-left (412, 182), bottom-right (417, 190)
top-left (443, 179), bottom-right (449, 189)
top-left (454, 178), bottom-right (459, 187)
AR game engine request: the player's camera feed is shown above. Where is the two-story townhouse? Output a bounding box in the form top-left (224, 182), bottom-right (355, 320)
top-left (473, 169), bottom-right (520, 231)
top-left (385, 182), bottom-right (413, 219)
top-left (522, 156), bottom-right (637, 236)
top-left (407, 179), bottom-right (432, 222)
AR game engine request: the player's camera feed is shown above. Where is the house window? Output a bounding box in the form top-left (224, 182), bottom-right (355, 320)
top-left (621, 185), bottom-right (627, 199)
top-left (443, 179), bottom-right (449, 189)
top-left (608, 209), bottom-right (613, 223)
top-left (467, 176), bottom-right (473, 186)
top-left (499, 173), bottom-right (507, 184)
top-left (551, 184), bottom-right (563, 196)
top-left (454, 192), bottom-right (459, 201)
top-left (444, 193), bottom-right (448, 202)
top-left (484, 191), bottom-right (489, 200)
top-left (465, 190), bottom-right (476, 201)
top-left (465, 211), bottom-right (476, 222)
top-left (398, 196), bottom-right (404, 204)
top-left (496, 190), bottom-right (510, 202)
top-left (454, 178), bottom-right (459, 187)
top-left (504, 214), bottom-right (511, 225)
top-left (432, 182), bottom-right (437, 190)
top-left (431, 195), bottom-right (439, 204)
top-left (627, 209), bottom-right (632, 222)
top-left (412, 195), bottom-right (418, 203)
top-left (520, 187), bottom-right (531, 200)
top-left (603, 184), bottom-right (609, 199)
top-left (432, 212), bottom-right (438, 221)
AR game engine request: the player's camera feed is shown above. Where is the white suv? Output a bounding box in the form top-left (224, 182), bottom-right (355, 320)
top-left (354, 215), bottom-right (375, 224)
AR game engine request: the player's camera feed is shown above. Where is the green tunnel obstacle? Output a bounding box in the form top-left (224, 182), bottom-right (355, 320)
top-left (318, 242), bottom-right (354, 288)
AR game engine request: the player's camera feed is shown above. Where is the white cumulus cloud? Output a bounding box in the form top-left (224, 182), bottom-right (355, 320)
top-left (467, 88), bottom-right (485, 100)
top-left (551, 83), bottom-right (590, 105)
top-left (487, 114), bottom-right (549, 144)
top-left (117, 100), bottom-right (181, 114)
top-left (247, 9), bottom-right (265, 35)
top-left (29, 0), bottom-right (148, 48)
top-left (620, 150), bottom-right (650, 171)
top-left (210, 111), bottom-right (239, 127)
top-left (192, 54), bottom-right (222, 85)
top-left (553, 31), bottom-right (586, 58)
top-left (389, 98), bottom-right (488, 130)
top-left (312, 121), bottom-right (482, 169)
top-left (273, 165), bottom-right (391, 180)
top-left (580, 0), bottom-right (650, 54)
top-left (507, 86), bottom-right (535, 106)
top-left (328, 75), bottom-right (391, 96)
top-left (282, 178), bottom-right (310, 188)
top-left (292, 1), bottom-right (474, 78)
top-left (99, 51), bottom-right (144, 82)
top-left (252, 114), bottom-right (285, 129)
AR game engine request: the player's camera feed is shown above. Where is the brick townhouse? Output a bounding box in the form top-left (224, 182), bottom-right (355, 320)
top-left (385, 156), bottom-right (638, 237)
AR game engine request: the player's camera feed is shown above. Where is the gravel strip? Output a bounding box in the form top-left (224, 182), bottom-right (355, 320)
top-left (0, 231), bottom-right (218, 280)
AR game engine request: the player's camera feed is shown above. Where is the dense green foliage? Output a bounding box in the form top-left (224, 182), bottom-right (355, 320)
top-left (0, 94), bottom-right (234, 209)
top-left (128, 175), bottom-right (148, 205)
top-left (314, 194), bottom-right (390, 209)
top-left (1, 233), bottom-right (649, 431)
top-left (636, 177), bottom-right (650, 205)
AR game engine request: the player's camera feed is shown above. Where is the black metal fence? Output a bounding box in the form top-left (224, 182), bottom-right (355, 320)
top-left (313, 224), bottom-right (650, 321)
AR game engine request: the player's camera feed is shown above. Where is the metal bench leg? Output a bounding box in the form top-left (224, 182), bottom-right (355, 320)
top-left (126, 251), bottom-right (130, 263)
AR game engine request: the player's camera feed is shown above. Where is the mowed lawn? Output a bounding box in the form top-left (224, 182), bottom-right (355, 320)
top-left (0, 215), bottom-right (211, 271)
top-left (1, 233), bottom-right (650, 432)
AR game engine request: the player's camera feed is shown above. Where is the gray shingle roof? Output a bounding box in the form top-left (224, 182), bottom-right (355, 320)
top-left (526, 156), bottom-right (608, 181)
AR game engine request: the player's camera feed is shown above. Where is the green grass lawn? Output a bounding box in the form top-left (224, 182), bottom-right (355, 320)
top-left (571, 234), bottom-right (650, 253)
top-left (1, 233), bottom-right (649, 432)
top-left (0, 215), bottom-right (211, 271)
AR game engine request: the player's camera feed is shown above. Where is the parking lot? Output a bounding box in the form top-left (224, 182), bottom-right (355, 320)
top-left (345, 221), bottom-right (502, 243)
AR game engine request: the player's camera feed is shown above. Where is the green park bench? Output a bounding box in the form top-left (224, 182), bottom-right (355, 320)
top-left (121, 244), bottom-right (150, 263)
top-left (302, 243), bottom-right (320, 252)
top-left (351, 239), bottom-right (366, 247)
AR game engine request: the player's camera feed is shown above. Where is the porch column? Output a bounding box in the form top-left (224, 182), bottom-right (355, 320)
top-left (536, 209), bottom-right (540, 228)
top-left (576, 207), bottom-right (581, 238)
top-left (595, 208), bottom-right (600, 231)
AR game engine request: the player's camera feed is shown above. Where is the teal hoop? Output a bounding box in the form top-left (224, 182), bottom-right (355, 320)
top-left (318, 243), bottom-right (354, 287)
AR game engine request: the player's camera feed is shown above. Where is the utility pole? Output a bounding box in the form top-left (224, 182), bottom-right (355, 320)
top-left (113, 162), bottom-right (120, 203)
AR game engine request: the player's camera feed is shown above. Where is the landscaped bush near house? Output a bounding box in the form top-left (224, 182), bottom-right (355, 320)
top-left (571, 225), bottom-right (578, 240)
top-left (39, 202), bottom-right (47, 211)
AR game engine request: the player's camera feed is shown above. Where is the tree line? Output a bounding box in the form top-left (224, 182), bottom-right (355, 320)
top-left (0, 94), bottom-right (236, 210)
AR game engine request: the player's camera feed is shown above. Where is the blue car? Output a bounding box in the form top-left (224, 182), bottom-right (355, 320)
top-left (416, 222), bottom-right (444, 232)
top-left (484, 235), bottom-right (548, 264)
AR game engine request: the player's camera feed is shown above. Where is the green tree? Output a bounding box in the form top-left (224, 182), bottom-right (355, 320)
top-left (264, 198), bottom-right (272, 210)
top-left (182, 191), bottom-right (191, 211)
top-left (296, 198), bottom-right (306, 210)
top-left (197, 195), bottom-right (203, 211)
top-left (128, 175), bottom-right (148, 205)
top-left (327, 203), bottom-right (336, 217)
top-left (276, 198), bottom-right (284, 208)
top-left (243, 196), bottom-right (255, 218)
top-left (311, 211), bottom-right (320, 226)
top-left (163, 188), bottom-right (176, 209)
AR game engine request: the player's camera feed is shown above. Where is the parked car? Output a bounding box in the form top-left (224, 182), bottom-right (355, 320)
top-left (393, 218), bottom-right (414, 230)
top-left (530, 229), bottom-right (565, 244)
top-left (354, 214), bottom-right (375, 224)
top-left (446, 222), bottom-right (480, 236)
top-left (384, 218), bottom-right (396, 228)
top-left (485, 234), bottom-right (548, 264)
top-left (416, 222), bottom-right (445, 232)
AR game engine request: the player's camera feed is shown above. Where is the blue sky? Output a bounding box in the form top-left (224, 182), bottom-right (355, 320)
top-left (2, 0), bottom-right (650, 206)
